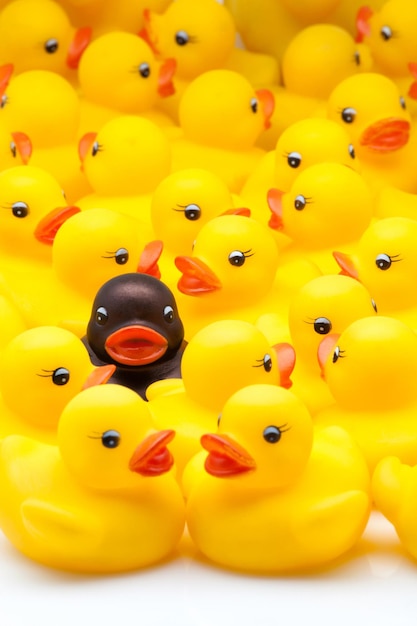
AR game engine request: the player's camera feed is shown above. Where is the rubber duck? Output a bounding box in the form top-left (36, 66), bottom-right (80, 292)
top-left (240, 117), bottom-right (361, 231)
top-left (84, 273), bottom-right (187, 400)
top-left (0, 325), bottom-right (114, 444)
top-left (0, 165), bottom-right (80, 277)
top-left (141, 0), bottom-right (279, 124)
top-left (356, 0), bottom-right (417, 115)
top-left (0, 0), bottom-right (91, 85)
top-left (326, 72), bottom-right (417, 193)
top-left (267, 161), bottom-right (374, 274)
top-left (150, 167), bottom-right (244, 290)
top-left (76, 115), bottom-right (171, 233)
top-left (315, 315), bottom-right (417, 472)
top-left (185, 383), bottom-right (371, 573)
top-left (257, 23), bottom-right (372, 151)
top-left (372, 456), bottom-right (417, 561)
top-left (170, 69), bottom-right (274, 193)
top-left (77, 31), bottom-right (177, 134)
top-left (173, 212), bottom-right (307, 340)
top-left (374, 185), bottom-right (417, 220)
top-left (146, 319), bottom-right (295, 478)
top-left (0, 69), bottom-right (92, 203)
top-left (0, 383), bottom-right (185, 572)
top-left (333, 216), bottom-right (417, 329)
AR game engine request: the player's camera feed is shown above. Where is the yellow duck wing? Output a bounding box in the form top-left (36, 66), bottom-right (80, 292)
top-left (372, 456), bottom-right (414, 522)
top-left (145, 378), bottom-right (184, 401)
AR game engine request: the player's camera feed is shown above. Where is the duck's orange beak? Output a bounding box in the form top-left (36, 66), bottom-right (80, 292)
top-left (273, 342), bottom-right (296, 389)
top-left (201, 433), bottom-right (256, 477)
top-left (332, 250), bottom-right (359, 279)
top-left (129, 429), bottom-right (175, 476)
top-left (317, 333), bottom-right (340, 378)
top-left (137, 240), bottom-right (163, 278)
top-left (11, 131), bottom-right (32, 164)
top-left (175, 256), bottom-right (222, 295)
top-left (105, 325), bottom-right (168, 366)
top-left (138, 9), bottom-right (159, 55)
top-left (34, 205), bottom-right (81, 244)
top-left (0, 63), bottom-right (13, 95)
top-left (267, 188), bottom-right (284, 230)
top-left (82, 364), bottom-right (116, 389)
top-left (78, 131), bottom-right (97, 169)
top-left (221, 207), bottom-right (251, 217)
top-left (67, 26), bottom-right (92, 69)
top-left (355, 5), bottom-right (373, 42)
top-left (408, 62), bottom-right (417, 99)
top-left (256, 88), bottom-right (274, 130)
top-left (360, 118), bottom-right (410, 151)
top-left (158, 58), bottom-right (176, 97)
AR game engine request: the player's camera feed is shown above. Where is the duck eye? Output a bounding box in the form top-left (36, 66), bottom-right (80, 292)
top-left (1, 94), bottom-right (8, 108)
top-left (175, 30), bottom-right (189, 45)
top-left (263, 425), bottom-right (282, 444)
top-left (163, 305), bottom-right (174, 322)
top-left (380, 25), bottom-right (392, 41)
top-left (96, 306), bottom-right (108, 325)
top-left (52, 367), bottom-right (70, 386)
top-left (10, 141), bottom-right (16, 158)
top-left (314, 317), bottom-right (332, 335)
top-left (400, 96), bottom-right (406, 109)
top-left (12, 201), bottom-right (29, 218)
top-left (91, 141), bottom-right (101, 156)
top-left (287, 151), bottom-right (301, 168)
top-left (101, 430), bottom-right (121, 449)
top-left (348, 144), bottom-right (356, 158)
top-left (332, 346), bottom-right (341, 363)
top-left (250, 97), bottom-right (258, 113)
top-left (44, 38), bottom-right (59, 53)
top-left (114, 248), bottom-right (129, 265)
top-left (228, 250), bottom-right (246, 266)
top-left (217, 414), bottom-right (221, 427)
top-left (294, 194), bottom-right (306, 210)
top-left (184, 204), bottom-right (201, 221)
top-left (341, 107), bottom-right (357, 123)
top-left (139, 62), bottom-right (151, 78)
top-left (354, 50), bottom-right (360, 66)
top-left (371, 298), bottom-right (378, 312)
top-left (263, 354), bottom-right (272, 372)
top-left (375, 253), bottom-right (392, 270)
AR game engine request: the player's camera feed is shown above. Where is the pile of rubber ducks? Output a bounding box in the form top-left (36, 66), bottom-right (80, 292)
top-left (0, 0), bottom-right (416, 576)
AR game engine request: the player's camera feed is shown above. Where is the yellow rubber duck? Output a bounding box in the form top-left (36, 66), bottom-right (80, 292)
top-left (356, 0), bottom-right (417, 115)
top-left (185, 383), bottom-right (371, 573)
top-left (374, 185), bottom-right (417, 220)
top-left (0, 69), bottom-right (92, 203)
top-left (76, 115), bottom-right (171, 233)
top-left (0, 383), bottom-right (185, 572)
top-left (170, 69), bottom-right (274, 193)
top-left (316, 315), bottom-right (417, 472)
top-left (77, 31), bottom-right (177, 134)
top-left (333, 216), bottom-right (417, 329)
top-left (258, 274), bottom-right (378, 416)
top-left (147, 319), bottom-right (295, 478)
top-left (142, 0), bottom-right (279, 124)
top-left (0, 325), bottom-right (114, 444)
top-left (0, 0), bottom-right (91, 85)
top-left (174, 213), bottom-right (318, 340)
top-left (240, 116), bottom-right (361, 230)
top-left (150, 167), bottom-right (244, 291)
top-left (267, 161), bottom-right (374, 274)
top-left (326, 72), bottom-right (417, 193)
top-left (372, 456), bottom-right (417, 561)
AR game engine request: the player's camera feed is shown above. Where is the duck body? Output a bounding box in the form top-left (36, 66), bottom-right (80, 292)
top-left (0, 384), bottom-right (185, 572)
top-left (186, 384), bottom-right (371, 573)
top-left (84, 273), bottom-right (187, 400)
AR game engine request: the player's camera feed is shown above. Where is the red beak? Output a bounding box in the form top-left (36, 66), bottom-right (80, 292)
top-left (0, 63), bottom-right (13, 94)
top-left (158, 58), bottom-right (176, 97)
top-left (201, 433), bottom-right (256, 477)
top-left (78, 131), bottom-right (97, 167)
top-left (256, 88), bottom-right (275, 130)
top-left (221, 207), bottom-right (251, 217)
top-left (355, 5), bottom-right (373, 42)
top-left (11, 132), bottom-right (32, 164)
top-left (332, 251), bottom-right (359, 279)
top-left (34, 205), bottom-right (81, 244)
top-left (129, 429), bottom-right (175, 476)
top-left (273, 342), bottom-right (296, 389)
top-left (267, 188), bottom-right (284, 230)
top-left (138, 9), bottom-right (159, 55)
top-left (67, 26), bottom-right (92, 69)
top-left (360, 118), bottom-right (410, 151)
top-left (105, 325), bottom-right (168, 366)
top-left (82, 364), bottom-right (116, 389)
top-left (137, 240), bottom-right (163, 278)
top-left (175, 255), bottom-right (222, 295)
